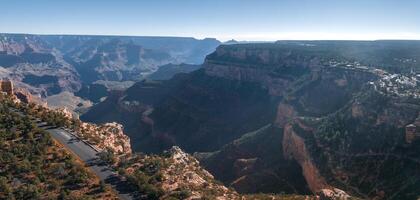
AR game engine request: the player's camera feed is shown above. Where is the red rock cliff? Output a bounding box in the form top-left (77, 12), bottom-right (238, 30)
top-left (282, 123), bottom-right (329, 192)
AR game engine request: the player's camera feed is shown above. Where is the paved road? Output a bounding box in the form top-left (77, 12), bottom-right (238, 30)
top-left (43, 126), bottom-right (138, 200)
top-left (10, 108), bottom-right (138, 199)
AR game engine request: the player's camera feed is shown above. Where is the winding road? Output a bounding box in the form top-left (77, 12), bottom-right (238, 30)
top-left (46, 127), bottom-right (137, 200)
top-left (15, 109), bottom-right (139, 200)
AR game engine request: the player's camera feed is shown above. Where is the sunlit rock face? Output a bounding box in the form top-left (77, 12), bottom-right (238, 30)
top-left (78, 121), bottom-right (132, 155)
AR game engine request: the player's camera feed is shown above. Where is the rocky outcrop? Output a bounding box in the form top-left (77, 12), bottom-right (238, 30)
top-left (318, 188), bottom-right (351, 200)
top-left (0, 80), bottom-right (13, 95)
top-left (161, 146), bottom-right (240, 199)
top-left (55, 107), bottom-right (73, 119)
top-left (79, 121), bottom-right (132, 154)
top-left (405, 119), bottom-right (420, 143)
top-left (14, 88), bottom-right (34, 104)
top-left (0, 80), bottom-right (43, 104)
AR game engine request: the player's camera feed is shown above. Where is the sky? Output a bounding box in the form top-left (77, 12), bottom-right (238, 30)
top-left (1, 0), bottom-right (420, 41)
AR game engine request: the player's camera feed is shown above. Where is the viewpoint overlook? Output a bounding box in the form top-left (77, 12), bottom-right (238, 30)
top-left (1, 1), bottom-right (420, 199)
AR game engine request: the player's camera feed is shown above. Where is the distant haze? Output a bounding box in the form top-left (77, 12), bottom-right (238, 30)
top-left (1, 0), bottom-right (420, 41)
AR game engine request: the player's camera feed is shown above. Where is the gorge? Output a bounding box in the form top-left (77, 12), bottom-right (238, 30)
top-left (82, 41), bottom-right (420, 199)
top-left (2, 37), bottom-right (420, 199)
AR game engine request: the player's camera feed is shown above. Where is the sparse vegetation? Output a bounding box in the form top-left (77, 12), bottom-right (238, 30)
top-left (0, 94), bottom-right (117, 199)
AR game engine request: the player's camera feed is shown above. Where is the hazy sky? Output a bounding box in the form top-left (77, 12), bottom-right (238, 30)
top-left (1, 0), bottom-right (419, 41)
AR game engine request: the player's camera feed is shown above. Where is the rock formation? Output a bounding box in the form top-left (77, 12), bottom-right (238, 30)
top-left (318, 188), bottom-right (351, 200)
top-left (70, 121), bottom-right (131, 155)
top-left (405, 123), bottom-right (420, 143)
top-left (0, 79), bottom-right (13, 95)
top-left (161, 146), bottom-right (240, 199)
top-left (0, 80), bottom-right (44, 104)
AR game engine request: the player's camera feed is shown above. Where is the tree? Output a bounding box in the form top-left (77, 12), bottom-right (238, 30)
top-left (67, 163), bottom-right (90, 185)
top-left (0, 176), bottom-right (12, 195)
top-left (98, 149), bottom-right (117, 164)
top-left (99, 180), bottom-right (109, 193)
top-left (58, 189), bottom-right (69, 200)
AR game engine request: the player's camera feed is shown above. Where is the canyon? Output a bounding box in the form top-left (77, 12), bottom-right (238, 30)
top-left (0, 33), bottom-right (220, 104)
top-left (2, 38), bottom-right (420, 199)
top-left (82, 41), bottom-right (420, 199)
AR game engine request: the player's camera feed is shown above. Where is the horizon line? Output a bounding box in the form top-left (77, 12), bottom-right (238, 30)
top-left (2, 31), bottom-right (420, 43)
